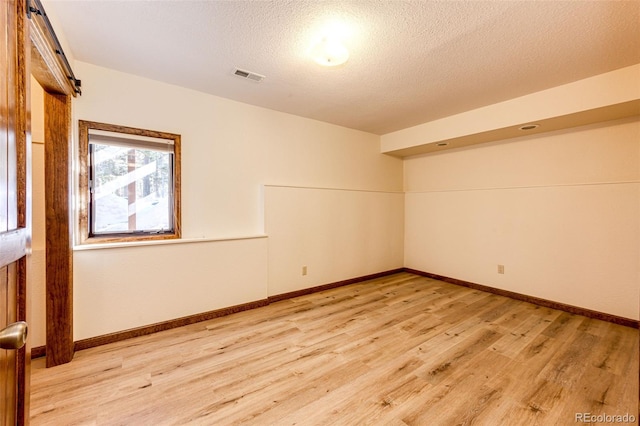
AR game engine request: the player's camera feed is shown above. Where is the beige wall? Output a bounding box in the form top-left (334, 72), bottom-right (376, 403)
top-left (34, 62), bottom-right (402, 343)
top-left (30, 61), bottom-right (638, 347)
top-left (265, 186), bottom-right (404, 296)
top-left (404, 118), bottom-right (640, 320)
top-left (73, 237), bottom-right (268, 340)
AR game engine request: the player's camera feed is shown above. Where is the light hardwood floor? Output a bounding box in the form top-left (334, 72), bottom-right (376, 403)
top-left (30, 273), bottom-right (639, 425)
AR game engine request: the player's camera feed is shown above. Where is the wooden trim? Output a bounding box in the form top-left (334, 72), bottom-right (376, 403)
top-left (24, 0), bottom-right (78, 385)
top-left (16, 4), bottom-right (30, 234)
top-left (73, 299), bottom-right (269, 352)
top-left (31, 346), bottom-right (46, 359)
top-left (35, 269), bottom-right (403, 357)
top-left (268, 269), bottom-right (405, 303)
top-left (77, 120), bottom-right (182, 245)
top-left (29, 23), bottom-right (68, 95)
top-left (16, 1), bottom-right (32, 422)
top-left (28, 0), bottom-right (79, 96)
top-left (404, 268), bottom-right (639, 329)
top-left (45, 92), bottom-right (74, 367)
top-left (16, 256), bottom-right (31, 424)
top-left (33, 267), bottom-right (637, 361)
top-left (79, 120), bottom-right (182, 141)
top-left (77, 119), bottom-right (89, 243)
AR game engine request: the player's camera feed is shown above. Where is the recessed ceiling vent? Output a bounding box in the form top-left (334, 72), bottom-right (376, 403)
top-left (233, 68), bottom-right (265, 83)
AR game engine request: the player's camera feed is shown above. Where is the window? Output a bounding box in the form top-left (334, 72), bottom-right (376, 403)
top-left (78, 121), bottom-right (181, 243)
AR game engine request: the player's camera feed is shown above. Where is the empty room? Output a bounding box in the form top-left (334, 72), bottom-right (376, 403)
top-left (1, 0), bottom-right (638, 424)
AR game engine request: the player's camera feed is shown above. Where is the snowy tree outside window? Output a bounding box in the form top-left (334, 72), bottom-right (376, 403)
top-left (79, 121), bottom-right (181, 243)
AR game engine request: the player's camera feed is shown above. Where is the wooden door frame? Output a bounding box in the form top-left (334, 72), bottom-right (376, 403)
top-left (28, 0), bottom-right (78, 367)
top-left (43, 92), bottom-right (73, 367)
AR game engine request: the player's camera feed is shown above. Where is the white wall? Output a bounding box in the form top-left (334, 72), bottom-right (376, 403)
top-left (404, 118), bottom-right (640, 320)
top-left (265, 186), bottom-right (404, 296)
top-left (59, 62), bottom-right (403, 342)
top-left (73, 237), bottom-right (268, 340)
top-left (73, 62), bottom-right (402, 239)
top-left (30, 59), bottom-right (637, 347)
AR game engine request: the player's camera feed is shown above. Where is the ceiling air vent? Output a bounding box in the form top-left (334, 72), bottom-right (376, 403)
top-left (233, 68), bottom-right (265, 83)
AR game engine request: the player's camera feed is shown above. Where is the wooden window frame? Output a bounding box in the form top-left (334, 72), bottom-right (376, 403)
top-left (78, 120), bottom-right (181, 244)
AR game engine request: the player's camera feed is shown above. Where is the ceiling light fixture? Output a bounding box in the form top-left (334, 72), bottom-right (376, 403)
top-left (310, 36), bottom-right (349, 67)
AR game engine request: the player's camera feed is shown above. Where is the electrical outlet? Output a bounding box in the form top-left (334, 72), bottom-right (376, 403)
top-left (302, 266), bottom-right (307, 276)
top-left (497, 265), bottom-right (505, 274)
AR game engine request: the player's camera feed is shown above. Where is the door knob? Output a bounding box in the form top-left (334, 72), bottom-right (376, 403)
top-left (0, 321), bottom-right (28, 350)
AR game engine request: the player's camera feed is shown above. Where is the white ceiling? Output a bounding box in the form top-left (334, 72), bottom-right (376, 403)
top-left (43, 0), bottom-right (640, 135)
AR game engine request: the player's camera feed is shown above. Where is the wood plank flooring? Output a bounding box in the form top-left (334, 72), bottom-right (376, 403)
top-left (30, 272), bottom-right (639, 425)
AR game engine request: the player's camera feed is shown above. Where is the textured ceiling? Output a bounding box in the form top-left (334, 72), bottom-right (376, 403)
top-left (42, 0), bottom-right (640, 135)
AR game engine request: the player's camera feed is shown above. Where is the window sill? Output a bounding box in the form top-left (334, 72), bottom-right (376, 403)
top-left (73, 235), bottom-right (267, 251)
